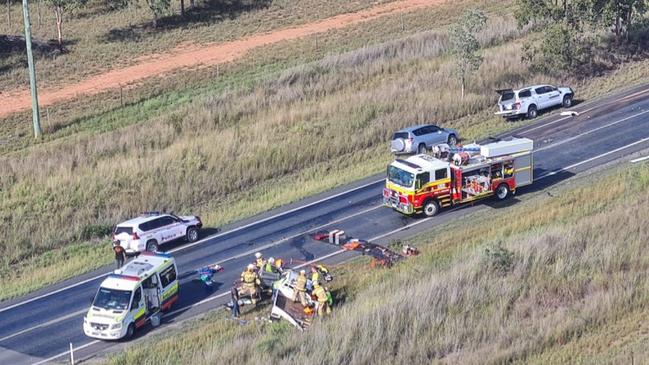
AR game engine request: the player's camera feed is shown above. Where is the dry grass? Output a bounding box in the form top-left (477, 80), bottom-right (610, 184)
top-left (0, 2), bottom-right (528, 298)
top-left (104, 162), bottom-right (649, 365)
top-left (0, 0), bottom-right (395, 90)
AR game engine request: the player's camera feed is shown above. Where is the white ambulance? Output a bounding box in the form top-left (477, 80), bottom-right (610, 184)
top-left (83, 252), bottom-right (179, 340)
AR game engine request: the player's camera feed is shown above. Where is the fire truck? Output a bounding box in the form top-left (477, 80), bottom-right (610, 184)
top-left (383, 137), bottom-right (533, 217)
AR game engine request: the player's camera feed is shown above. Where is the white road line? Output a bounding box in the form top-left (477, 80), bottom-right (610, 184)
top-left (512, 84), bottom-right (649, 136)
top-left (0, 181), bottom-right (383, 314)
top-left (0, 274), bottom-right (108, 314)
top-left (520, 115), bottom-right (572, 134)
top-left (5, 85), bottom-right (649, 315)
top-left (209, 204), bottom-right (383, 266)
top-left (536, 137), bottom-right (649, 180)
top-left (0, 204), bottom-right (384, 342)
top-left (631, 155), bottom-right (649, 163)
top-left (31, 340), bottom-right (100, 365)
top-left (535, 109), bottom-right (649, 153)
top-left (28, 134), bottom-right (649, 362)
top-left (168, 178), bottom-right (384, 255)
top-left (0, 308), bottom-right (87, 343)
top-left (517, 103), bottom-right (602, 135)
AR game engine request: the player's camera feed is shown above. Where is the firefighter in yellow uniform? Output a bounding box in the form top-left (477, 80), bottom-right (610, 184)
top-left (254, 252), bottom-right (266, 269)
top-left (312, 282), bottom-right (331, 316)
top-left (240, 264), bottom-right (261, 305)
top-left (310, 266), bottom-right (320, 284)
top-left (293, 270), bottom-right (308, 306)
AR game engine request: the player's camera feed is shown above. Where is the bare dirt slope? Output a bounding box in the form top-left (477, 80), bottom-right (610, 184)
top-left (0, 0), bottom-right (445, 119)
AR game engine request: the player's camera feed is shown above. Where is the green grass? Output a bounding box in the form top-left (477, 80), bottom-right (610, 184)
top-left (104, 160), bottom-right (649, 365)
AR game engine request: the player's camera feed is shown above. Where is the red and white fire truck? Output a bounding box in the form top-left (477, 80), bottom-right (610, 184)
top-left (383, 137), bottom-right (534, 217)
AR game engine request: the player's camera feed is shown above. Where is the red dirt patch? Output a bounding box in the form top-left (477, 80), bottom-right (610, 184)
top-left (0, 0), bottom-right (445, 119)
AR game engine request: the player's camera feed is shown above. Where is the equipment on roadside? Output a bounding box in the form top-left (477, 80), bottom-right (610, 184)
top-left (195, 264), bottom-right (224, 289)
top-left (312, 231), bottom-right (408, 268)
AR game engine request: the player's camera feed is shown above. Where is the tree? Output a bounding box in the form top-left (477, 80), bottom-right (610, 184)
top-left (145, 0), bottom-right (170, 27)
top-left (449, 9), bottom-right (487, 100)
top-left (515, 0), bottom-right (648, 75)
top-left (602, 0), bottom-right (648, 43)
top-left (46, 0), bottom-right (86, 50)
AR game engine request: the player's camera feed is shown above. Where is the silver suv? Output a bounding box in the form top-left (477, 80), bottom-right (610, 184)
top-left (391, 124), bottom-right (459, 154)
top-left (113, 212), bottom-right (203, 254)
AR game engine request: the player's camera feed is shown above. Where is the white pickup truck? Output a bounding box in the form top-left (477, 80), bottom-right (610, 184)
top-left (495, 84), bottom-right (574, 120)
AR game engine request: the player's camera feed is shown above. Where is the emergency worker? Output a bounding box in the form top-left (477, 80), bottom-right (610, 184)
top-left (310, 266), bottom-right (320, 284)
top-left (254, 252), bottom-right (265, 269)
top-left (240, 264), bottom-right (261, 305)
top-left (113, 241), bottom-right (126, 269)
top-left (312, 282), bottom-right (331, 316)
top-left (293, 270), bottom-right (308, 306)
top-left (263, 257), bottom-right (277, 273)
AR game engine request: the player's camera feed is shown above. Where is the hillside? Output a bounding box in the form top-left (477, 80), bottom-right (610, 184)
top-left (103, 162), bottom-right (649, 365)
top-left (2, 0), bottom-right (649, 305)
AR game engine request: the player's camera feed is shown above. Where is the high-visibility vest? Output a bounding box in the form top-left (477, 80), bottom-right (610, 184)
top-left (312, 271), bottom-right (320, 283)
top-left (242, 271), bottom-right (257, 284)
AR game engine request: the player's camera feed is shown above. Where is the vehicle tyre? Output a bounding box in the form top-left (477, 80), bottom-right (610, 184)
top-left (186, 226), bottom-right (199, 243)
top-left (447, 134), bottom-right (458, 146)
top-left (125, 323), bottom-right (135, 339)
top-left (146, 240), bottom-right (159, 252)
top-left (422, 200), bottom-right (440, 217)
top-left (418, 143), bottom-right (427, 154)
top-left (562, 94), bottom-right (573, 108)
top-left (496, 183), bottom-right (510, 200)
top-left (526, 105), bottom-right (538, 119)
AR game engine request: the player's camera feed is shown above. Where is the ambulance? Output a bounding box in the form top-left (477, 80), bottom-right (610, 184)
top-left (83, 252), bottom-right (179, 340)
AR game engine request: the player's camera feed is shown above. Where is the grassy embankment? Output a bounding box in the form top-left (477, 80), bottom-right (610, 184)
top-left (104, 161), bottom-right (649, 365)
top-left (2, 0), bottom-right (649, 302)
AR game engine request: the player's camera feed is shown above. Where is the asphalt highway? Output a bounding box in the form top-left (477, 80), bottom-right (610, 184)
top-left (1, 83), bottom-right (649, 364)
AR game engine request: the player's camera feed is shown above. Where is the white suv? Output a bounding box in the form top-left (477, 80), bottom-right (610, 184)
top-left (495, 84), bottom-right (574, 120)
top-left (113, 212), bottom-right (203, 254)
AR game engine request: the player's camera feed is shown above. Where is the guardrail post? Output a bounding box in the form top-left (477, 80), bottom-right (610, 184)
top-left (69, 342), bottom-right (74, 365)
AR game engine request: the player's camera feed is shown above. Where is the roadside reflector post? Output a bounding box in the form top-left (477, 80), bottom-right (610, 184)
top-left (69, 342), bottom-right (74, 365)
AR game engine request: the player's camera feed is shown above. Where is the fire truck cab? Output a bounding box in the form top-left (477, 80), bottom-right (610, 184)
top-left (384, 137), bottom-right (533, 217)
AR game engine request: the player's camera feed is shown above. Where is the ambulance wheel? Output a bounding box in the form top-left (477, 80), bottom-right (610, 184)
top-left (146, 240), bottom-right (158, 252)
top-left (422, 200), bottom-right (439, 217)
top-left (125, 323), bottom-right (135, 339)
top-left (186, 227), bottom-right (199, 242)
top-left (496, 183), bottom-right (510, 200)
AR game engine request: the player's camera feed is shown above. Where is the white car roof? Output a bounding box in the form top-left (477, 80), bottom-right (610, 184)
top-left (515, 84), bottom-right (551, 92)
top-left (392, 154), bottom-right (449, 174)
top-left (116, 213), bottom-right (168, 227)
